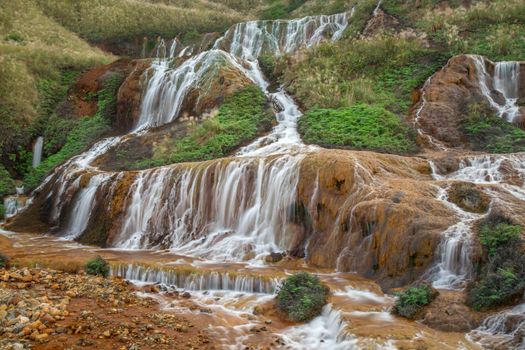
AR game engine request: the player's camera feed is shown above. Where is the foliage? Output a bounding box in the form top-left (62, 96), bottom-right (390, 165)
top-left (298, 105), bottom-right (418, 154)
top-left (0, 204), bottom-right (5, 221)
top-left (468, 217), bottom-right (524, 311)
top-left (0, 253), bottom-right (10, 269)
top-left (132, 86), bottom-right (272, 168)
top-left (23, 74), bottom-right (124, 190)
top-left (34, 0), bottom-right (245, 42)
top-left (276, 272), bottom-right (329, 322)
top-left (394, 284), bottom-right (437, 319)
top-left (0, 0), bottom-right (111, 175)
top-left (84, 256), bottom-right (110, 277)
top-left (410, 0), bottom-right (525, 61)
top-left (0, 165), bottom-right (16, 198)
top-left (282, 34), bottom-right (441, 115)
top-left (461, 104), bottom-right (525, 154)
top-left (480, 223), bottom-right (522, 257)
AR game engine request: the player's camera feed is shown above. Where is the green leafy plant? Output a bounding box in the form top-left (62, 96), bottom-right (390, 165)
top-left (467, 217), bottom-right (524, 310)
top-left (0, 253), bottom-right (10, 269)
top-left (298, 104), bottom-right (418, 154)
top-left (394, 284), bottom-right (437, 319)
top-left (276, 272), bottom-right (329, 322)
top-left (85, 256), bottom-right (110, 277)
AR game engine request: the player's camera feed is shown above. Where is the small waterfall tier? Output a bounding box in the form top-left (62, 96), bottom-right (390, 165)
top-left (214, 11), bottom-right (352, 59)
top-left (111, 263), bottom-right (280, 294)
top-left (32, 136), bottom-right (44, 168)
top-left (471, 55), bottom-right (522, 123)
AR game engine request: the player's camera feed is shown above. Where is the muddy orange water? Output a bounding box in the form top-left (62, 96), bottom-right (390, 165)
top-left (0, 229), bottom-right (482, 349)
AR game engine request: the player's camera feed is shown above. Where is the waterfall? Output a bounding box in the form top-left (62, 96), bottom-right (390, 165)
top-left (62, 174), bottom-right (111, 240)
top-left (111, 264), bottom-right (279, 294)
top-left (32, 136), bottom-right (44, 168)
top-left (214, 11), bottom-right (352, 60)
top-left (470, 55), bottom-right (521, 123)
top-left (427, 186), bottom-right (483, 289)
top-left (115, 154), bottom-right (303, 260)
top-left (468, 303), bottom-right (525, 349)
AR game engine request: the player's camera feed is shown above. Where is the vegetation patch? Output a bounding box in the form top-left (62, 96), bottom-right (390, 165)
top-left (276, 272), bottom-right (329, 322)
top-left (23, 73), bottom-right (124, 191)
top-left (461, 104), bottom-right (525, 154)
top-left (394, 284), bottom-right (438, 319)
top-left (85, 256), bottom-right (110, 278)
top-left (0, 253), bottom-right (10, 269)
top-left (467, 216), bottom-right (524, 311)
top-left (298, 104), bottom-right (418, 154)
top-left (132, 86), bottom-right (273, 168)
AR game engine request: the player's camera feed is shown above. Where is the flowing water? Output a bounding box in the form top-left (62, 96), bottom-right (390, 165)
top-left (32, 136), bottom-right (44, 168)
top-left (470, 55), bottom-right (521, 123)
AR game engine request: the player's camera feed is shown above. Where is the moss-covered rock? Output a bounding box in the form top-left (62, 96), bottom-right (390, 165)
top-left (447, 182), bottom-right (490, 214)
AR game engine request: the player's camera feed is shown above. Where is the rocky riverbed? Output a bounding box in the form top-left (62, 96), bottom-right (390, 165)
top-left (0, 267), bottom-right (212, 350)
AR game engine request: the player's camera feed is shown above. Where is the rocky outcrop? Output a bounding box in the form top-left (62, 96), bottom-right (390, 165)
top-left (295, 150), bottom-right (454, 288)
top-left (413, 55), bottom-right (525, 149)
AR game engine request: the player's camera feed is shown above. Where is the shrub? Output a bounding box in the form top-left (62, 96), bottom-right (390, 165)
top-left (462, 103), bottom-right (525, 154)
top-left (467, 218), bottom-right (524, 310)
top-left (276, 272), bottom-right (329, 322)
top-left (0, 253), bottom-right (9, 269)
top-left (85, 256), bottom-right (110, 277)
top-left (480, 222), bottom-right (522, 257)
top-left (298, 104), bottom-right (418, 154)
top-left (394, 284), bottom-right (437, 319)
top-left (0, 164), bottom-right (15, 198)
top-left (0, 203), bottom-right (5, 220)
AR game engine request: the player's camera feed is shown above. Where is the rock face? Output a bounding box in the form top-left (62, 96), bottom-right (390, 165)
top-left (295, 151), bottom-right (453, 288)
top-left (8, 149), bottom-right (456, 288)
top-left (412, 55), bottom-right (525, 148)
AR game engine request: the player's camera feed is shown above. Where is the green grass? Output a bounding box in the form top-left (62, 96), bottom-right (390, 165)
top-left (281, 35), bottom-right (441, 115)
top-left (394, 284), bottom-right (437, 319)
top-left (132, 86), bottom-right (272, 168)
top-left (461, 104), bottom-right (525, 154)
top-left (408, 0), bottom-right (525, 61)
top-left (23, 74), bottom-right (124, 191)
top-left (468, 216), bottom-right (524, 311)
top-left (277, 272), bottom-right (329, 322)
top-left (298, 104), bottom-right (418, 154)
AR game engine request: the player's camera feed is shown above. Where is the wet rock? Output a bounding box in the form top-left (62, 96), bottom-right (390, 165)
top-left (181, 292), bottom-right (191, 299)
top-left (265, 252), bottom-right (285, 263)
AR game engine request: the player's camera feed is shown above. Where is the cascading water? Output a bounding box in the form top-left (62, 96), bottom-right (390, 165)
top-left (115, 155), bottom-right (303, 261)
top-left (427, 185), bottom-right (484, 289)
top-left (32, 136), bottom-right (44, 168)
top-left (111, 264), bottom-right (279, 294)
top-left (214, 11), bottom-right (352, 60)
top-left (468, 303), bottom-right (525, 349)
top-left (470, 55), bottom-right (521, 123)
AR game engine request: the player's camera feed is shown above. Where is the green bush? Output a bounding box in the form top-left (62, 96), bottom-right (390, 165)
top-left (394, 284), bottom-right (437, 319)
top-left (0, 253), bottom-right (9, 269)
top-left (461, 103), bottom-right (525, 154)
top-left (277, 272), bottom-right (329, 322)
top-left (260, 3), bottom-right (289, 20)
top-left (85, 256), bottom-right (110, 277)
top-left (5, 32), bottom-right (24, 43)
top-left (132, 85), bottom-right (273, 168)
top-left (298, 104), bottom-right (418, 154)
top-left (480, 222), bottom-right (522, 257)
top-left (0, 204), bottom-right (5, 220)
top-left (0, 164), bottom-right (16, 198)
top-left (467, 218), bottom-right (524, 311)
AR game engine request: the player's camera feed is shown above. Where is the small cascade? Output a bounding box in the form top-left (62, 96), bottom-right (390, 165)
top-left (115, 154), bottom-right (303, 261)
top-left (281, 304), bottom-right (358, 349)
top-left (3, 196), bottom-right (24, 218)
top-left (468, 303), bottom-right (525, 349)
top-left (439, 154), bottom-right (525, 201)
top-left (428, 186), bottom-right (483, 289)
top-left (215, 11), bottom-right (352, 60)
top-left (32, 136), bottom-right (44, 168)
top-left (111, 264), bottom-right (279, 294)
top-left (62, 174), bottom-right (111, 240)
top-left (470, 55), bottom-right (521, 123)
